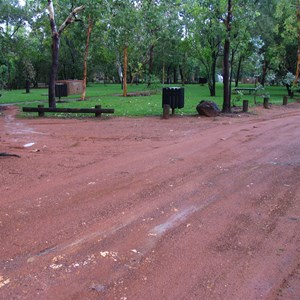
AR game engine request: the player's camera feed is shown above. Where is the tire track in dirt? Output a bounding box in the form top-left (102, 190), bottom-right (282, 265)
top-left (0, 105), bottom-right (300, 299)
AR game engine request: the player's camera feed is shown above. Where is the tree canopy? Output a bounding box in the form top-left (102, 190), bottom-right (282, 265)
top-left (0, 0), bottom-right (298, 109)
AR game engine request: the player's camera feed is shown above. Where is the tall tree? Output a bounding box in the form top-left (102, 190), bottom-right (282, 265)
top-left (222, 0), bottom-right (232, 113)
top-left (107, 0), bottom-right (139, 95)
top-left (0, 0), bottom-right (33, 89)
top-left (294, 0), bottom-right (300, 83)
top-left (254, 0), bottom-right (282, 86)
top-left (81, 15), bottom-right (93, 100)
top-left (47, 0), bottom-right (85, 107)
top-left (188, 0), bottom-right (225, 96)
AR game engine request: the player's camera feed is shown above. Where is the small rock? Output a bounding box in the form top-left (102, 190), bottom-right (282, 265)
top-left (0, 276), bottom-right (10, 288)
top-left (100, 251), bottom-right (109, 257)
top-left (90, 283), bottom-right (106, 292)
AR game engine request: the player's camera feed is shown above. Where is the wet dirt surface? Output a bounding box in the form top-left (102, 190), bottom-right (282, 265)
top-left (0, 104), bottom-right (299, 299)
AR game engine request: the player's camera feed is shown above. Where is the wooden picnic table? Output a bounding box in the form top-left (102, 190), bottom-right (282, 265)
top-left (233, 86), bottom-right (264, 104)
top-left (233, 87), bottom-right (257, 94)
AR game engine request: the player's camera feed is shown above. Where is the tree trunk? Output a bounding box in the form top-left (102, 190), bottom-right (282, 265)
top-left (47, 1), bottom-right (85, 108)
top-left (162, 62), bottom-right (165, 85)
top-left (203, 48), bottom-right (219, 97)
top-left (49, 32), bottom-right (60, 108)
top-left (123, 44), bottom-right (128, 97)
top-left (223, 38), bottom-right (231, 112)
top-left (208, 81), bottom-right (215, 97)
top-left (116, 53), bottom-right (123, 85)
top-left (81, 16), bottom-right (93, 101)
top-left (173, 66), bottom-right (177, 84)
top-left (147, 44), bottom-right (154, 86)
top-left (65, 37), bottom-right (77, 79)
top-left (25, 80), bottom-right (30, 94)
top-left (179, 66), bottom-right (185, 85)
top-left (260, 60), bottom-right (269, 86)
top-left (222, 0), bottom-right (232, 113)
top-left (229, 49), bottom-right (235, 99)
top-left (286, 84), bottom-right (294, 97)
top-left (48, 0), bottom-right (59, 108)
top-left (167, 65), bottom-right (171, 84)
top-left (294, 0), bottom-right (300, 84)
top-left (235, 55), bottom-right (243, 87)
top-left (128, 65), bottom-right (133, 84)
top-left (209, 53), bottom-right (217, 97)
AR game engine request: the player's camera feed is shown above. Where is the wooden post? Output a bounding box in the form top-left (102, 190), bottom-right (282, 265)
top-left (162, 62), bottom-right (165, 85)
top-left (254, 91), bottom-right (257, 104)
top-left (38, 105), bottom-right (45, 117)
top-left (95, 105), bottom-right (101, 117)
top-left (81, 15), bottom-right (93, 101)
top-left (163, 104), bottom-right (170, 119)
top-left (294, 0), bottom-right (300, 84)
top-left (242, 100), bottom-right (249, 112)
top-left (263, 97), bottom-right (269, 109)
top-left (283, 96), bottom-right (288, 106)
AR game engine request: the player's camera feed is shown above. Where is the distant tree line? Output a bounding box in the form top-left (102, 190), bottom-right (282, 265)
top-left (0, 0), bottom-right (298, 109)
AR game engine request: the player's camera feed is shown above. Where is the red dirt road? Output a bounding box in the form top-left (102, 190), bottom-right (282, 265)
top-left (1, 105), bottom-right (300, 300)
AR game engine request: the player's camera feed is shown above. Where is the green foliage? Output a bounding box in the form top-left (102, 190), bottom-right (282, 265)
top-left (0, 64), bottom-right (8, 89)
top-left (0, 0), bottom-right (298, 93)
top-left (22, 60), bottom-right (36, 81)
top-left (282, 72), bottom-right (295, 85)
top-left (232, 90), bottom-right (243, 107)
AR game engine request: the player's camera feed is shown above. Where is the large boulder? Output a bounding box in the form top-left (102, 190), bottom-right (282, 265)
top-left (196, 100), bottom-right (221, 117)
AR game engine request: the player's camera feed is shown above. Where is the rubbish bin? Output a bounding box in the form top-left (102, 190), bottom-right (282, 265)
top-left (55, 83), bottom-right (68, 100)
top-left (162, 87), bottom-right (184, 114)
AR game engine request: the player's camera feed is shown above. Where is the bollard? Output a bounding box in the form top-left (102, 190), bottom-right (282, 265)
top-left (38, 105), bottom-right (45, 117)
top-left (242, 100), bottom-right (249, 112)
top-left (95, 105), bottom-right (102, 117)
top-left (282, 96), bottom-right (288, 106)
top-left (263, 97), bottom-right (269, 109)
top-left (163, 104), bottom-right (170, 119)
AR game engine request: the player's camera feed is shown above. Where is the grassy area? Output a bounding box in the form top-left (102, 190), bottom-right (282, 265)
top-left (0, 83), bottom-right (292, 117)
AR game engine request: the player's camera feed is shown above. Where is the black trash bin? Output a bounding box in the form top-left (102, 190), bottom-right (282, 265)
top-left (55, 83), bottom-right (68, 100)
top-left (162, 87), bottom-right (184, 115)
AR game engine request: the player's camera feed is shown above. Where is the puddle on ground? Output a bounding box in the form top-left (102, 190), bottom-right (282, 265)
top-left (4, 111), bottom-right (45, 136)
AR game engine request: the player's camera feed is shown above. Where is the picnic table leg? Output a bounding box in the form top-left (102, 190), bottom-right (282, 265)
top-left (243, 100), bottom-right (249, 112)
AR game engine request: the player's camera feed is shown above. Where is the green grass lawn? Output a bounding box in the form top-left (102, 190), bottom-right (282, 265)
top-left (0, 83), bottom-right (293, 117)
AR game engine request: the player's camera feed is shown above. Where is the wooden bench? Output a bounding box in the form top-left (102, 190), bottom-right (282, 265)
top-left (22, 105), bottom-right (114, 118)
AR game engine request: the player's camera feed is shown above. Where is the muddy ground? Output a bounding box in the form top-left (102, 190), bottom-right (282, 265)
top-left (0, 104), bottom-right (299, 300)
